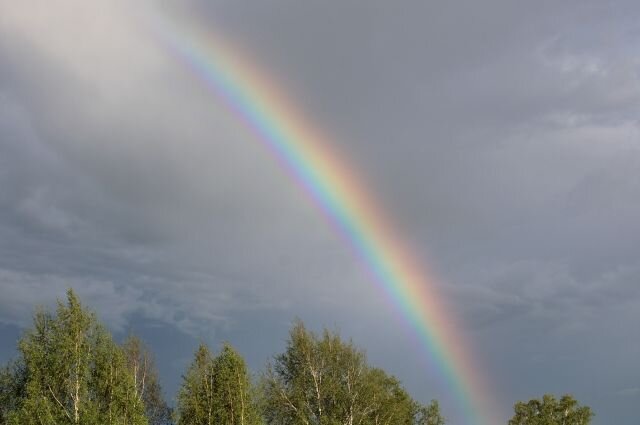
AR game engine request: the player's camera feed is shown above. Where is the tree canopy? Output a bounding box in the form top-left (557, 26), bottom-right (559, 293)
top-left (260, 320), bottom-right (431, 425)
top-left (5, 289), bottom-right (147, 425)
top-left (123, 334), bottom-right (173, 425)
top-left (0, 289), bottom-right (598, 425)
top-left (508, 394), bottom-right (593, 425)
top-left (176, 342), bottom-right (259, 425)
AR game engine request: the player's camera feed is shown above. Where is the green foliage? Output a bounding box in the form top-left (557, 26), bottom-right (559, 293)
top-left (6, 289), bottom-right (147, 425)
top-left (416, 400), bottom-right (445, 425)
top-left (176, 343), bottom-right (259, 425)
top-left (261, 320), bottom-right (419, 425)
top-left (124, 335), bottom-right (173, 425)
top-left (176, 344), bottom-right (216, 425)
top-left (508, 394), bottom-right (593, 425)
top-left (212, 343), bottom-right (261, 425)
top-left (1, 290), bottom-right (452, 425)
top-left (0, 359), bottom-right (27, 423)
top-left (363, 368), bottom-right (418, 425)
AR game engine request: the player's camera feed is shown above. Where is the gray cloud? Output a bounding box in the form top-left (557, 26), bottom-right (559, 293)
top-left (0, 0), bottom-right (384, 337)
top-left (1, 1), bottom-right (640, 423)
top-left (616, 388), bottom-right (640, 397)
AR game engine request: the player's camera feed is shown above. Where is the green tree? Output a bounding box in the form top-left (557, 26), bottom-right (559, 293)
top-left (363, 368), bottom-right (417, 425)
top-left (6, 289), bottom-right (147, 425)
top-left (0, 359), bottom-right (26, 423)
top-left (416, 400), bottom-right (445, 425)
top-left (261, 320), bottom-right (418, 425)
top-left (212, 343), bottom-right (260, 425)
top-left (176, 344), bottom-right (217, 425)
top-left (123, 335), bottom-right (173, 425)
top-left (176, 343), bottom-right (259, 425)
top-left (508, 394), bottom-right (593, 425)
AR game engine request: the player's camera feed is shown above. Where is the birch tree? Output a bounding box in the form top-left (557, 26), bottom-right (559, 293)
top-left (212, 343), bottom-right (260, 425)
top-left (416, 400), bottom-right (445, 425)
top-left (0, 359), bottom-right (26, 423)
top-left (261, 320), bottom-right (418, 425)
top-left (176, 343), bottom-right (259, 425)
top-left (176, 344), bottom-right (217, 425)
top-left (6, 288), bottom-right (147, 425)
top-left (509, 394), bottom-right (593, 425)
top-left (362, 368), bottom-right (416, 425)
top-left (124, 335), bottom-right (173, 425)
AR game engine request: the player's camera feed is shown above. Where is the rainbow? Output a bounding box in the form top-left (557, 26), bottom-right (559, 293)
top-left (150, 10), bottom-right (497, 425)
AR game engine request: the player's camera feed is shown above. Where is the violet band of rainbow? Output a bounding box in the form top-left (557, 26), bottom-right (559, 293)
top-left (151, 13), bottom-right (498, 425)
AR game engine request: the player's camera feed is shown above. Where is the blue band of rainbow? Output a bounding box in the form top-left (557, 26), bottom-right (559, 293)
top-left (151, 11), bottom-right (497, 425)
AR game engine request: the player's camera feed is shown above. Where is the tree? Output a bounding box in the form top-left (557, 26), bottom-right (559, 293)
top-left (176, 343), bottom-right (259, 425)
top-left (176, 344), bottom-right (217, 425)
top-left (508, 394), bottom-right (593, 425)
top-left (6, 289), bottom-right (147, 425)
top-left (0, 359), bottom-right (26, 423)
top-left (212, 343), bottom-right (260, 425)
top-left (362, 368), bottom-right (417, 425)
top-left (123, 335), bottom-right (173, 425)
top-left (416, 400), bottom-right (445, 425)
top-left (261, 320), bottom-right (419, 425)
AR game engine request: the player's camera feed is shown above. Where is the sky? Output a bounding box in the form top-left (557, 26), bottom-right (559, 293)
top-left (1, 0), bottom-right (639, 423)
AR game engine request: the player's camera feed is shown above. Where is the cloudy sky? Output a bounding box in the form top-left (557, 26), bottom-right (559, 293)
top-left (1, 1), bottom-right (639, 423)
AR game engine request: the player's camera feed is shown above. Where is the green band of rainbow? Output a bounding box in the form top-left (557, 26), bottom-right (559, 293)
top-left (152, 12), bottom-right (497, 425)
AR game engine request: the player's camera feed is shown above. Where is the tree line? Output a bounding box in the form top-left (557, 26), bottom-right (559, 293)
top-left (0, 289), bottom-right (593, 424)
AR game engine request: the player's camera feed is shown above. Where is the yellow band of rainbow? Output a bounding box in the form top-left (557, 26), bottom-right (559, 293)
top-left (152, 12), bottom-right (498, 425)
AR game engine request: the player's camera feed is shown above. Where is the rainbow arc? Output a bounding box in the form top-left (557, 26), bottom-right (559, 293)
top-left (152, 12), bottom-right (498, 425)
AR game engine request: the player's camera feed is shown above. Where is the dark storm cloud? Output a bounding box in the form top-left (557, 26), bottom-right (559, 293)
top-left (1, 1), bottom-right (639, 423)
